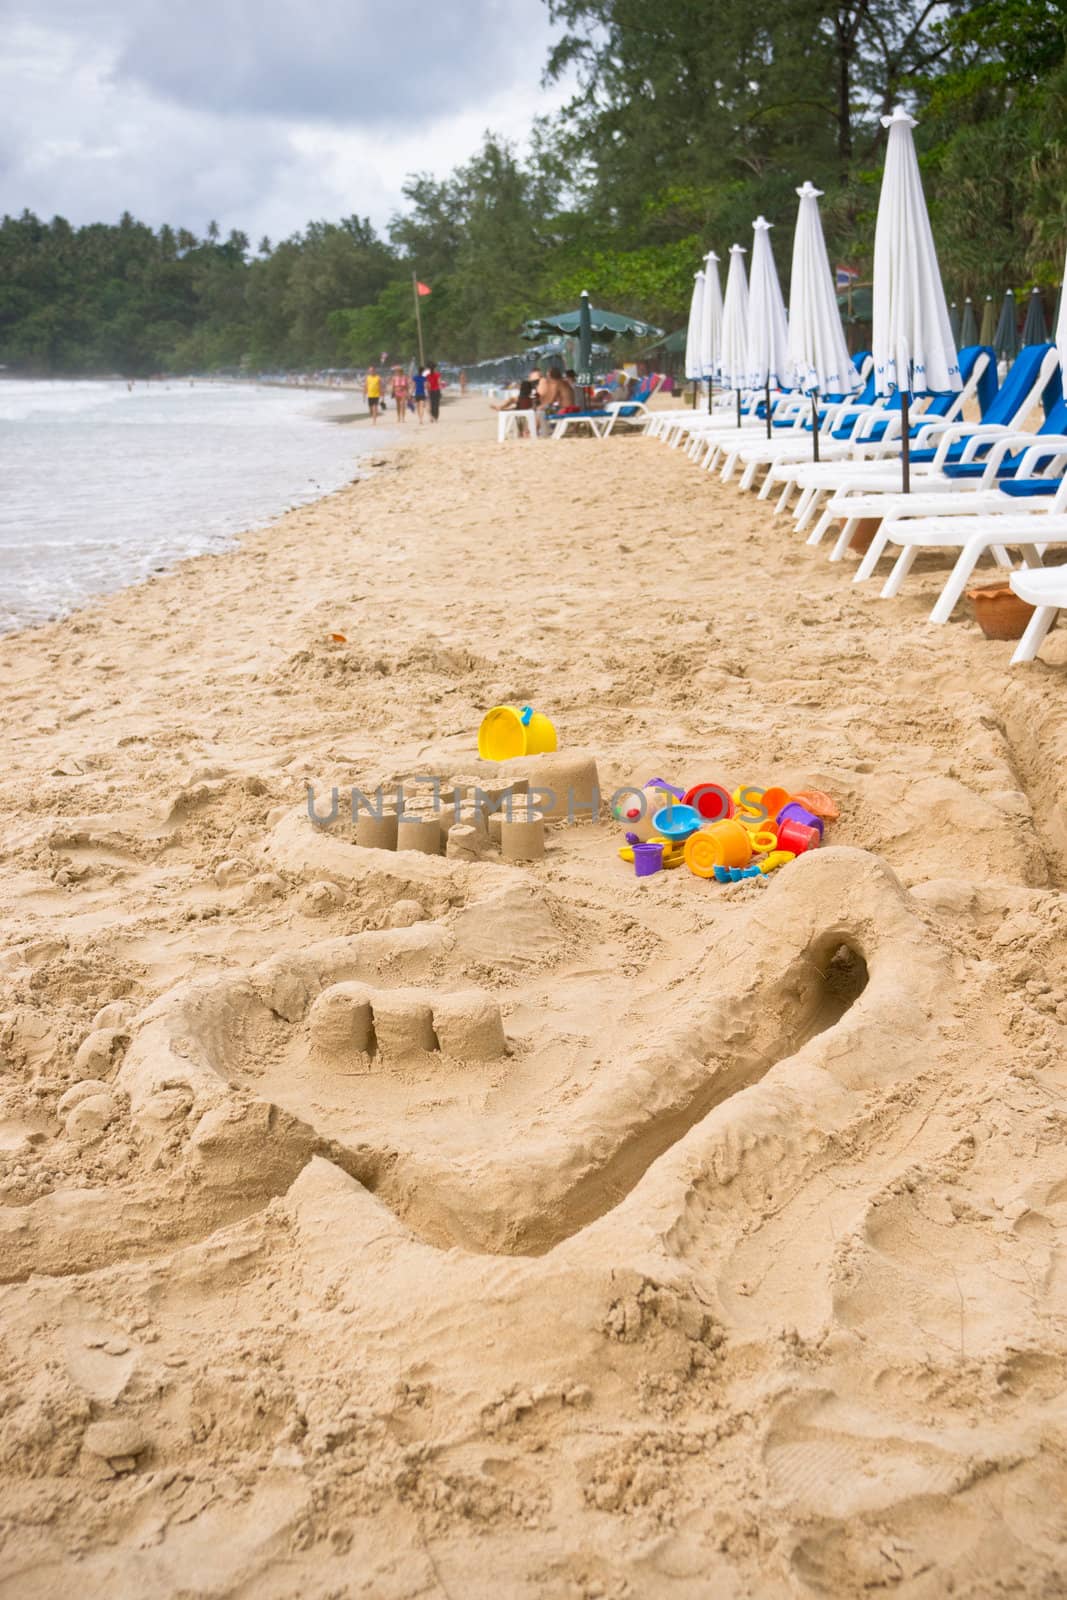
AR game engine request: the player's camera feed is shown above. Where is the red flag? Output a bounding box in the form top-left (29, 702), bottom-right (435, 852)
top-left (416, 281), bottom-right (432, 296)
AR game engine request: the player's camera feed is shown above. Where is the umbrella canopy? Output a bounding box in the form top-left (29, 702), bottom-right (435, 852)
top-left (872, 105), bottom-right (960, 492)
top-left (979, 295), bottom-right (997, 346)
top-left (684, 271), bottom-right (704, 382)
top-left (699, 250), bottom-right (723, 383)
top-left (720, 245), bottom-right (750, 393)
top-left (872, 107), bottom-right (960, 398)
top-left (521, 305), bottom-right (663, 343)
top-left (993, 289), bottom-right (1018, 363)
top-left (745, 216), bottom-right (791, 391)
top-left (1056, 256), bottom-right (1067, 373)
top-left (1021, 286), bottom-right (1048, 346)
top-left (838, 284), bottom-right (873, 324)
top-left (787, 181), bottom-right (858, 396)
top-left (576, 291), bottom-right (594, 384)
top-left (948, 302), bottom-right (961, 345)
top-left (959, 297), bottom-right (979, 346)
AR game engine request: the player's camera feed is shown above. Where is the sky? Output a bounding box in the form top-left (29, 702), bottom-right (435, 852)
top-left (0, 0), bottom-right (571, 244)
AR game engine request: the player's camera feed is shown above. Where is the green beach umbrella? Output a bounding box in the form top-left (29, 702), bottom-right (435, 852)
top-left (948, 301), bottom-right (961, 344)
top-left (577, 290), bottom-right (594, 386)
top-left (993, 289), bottom-right (1018, 362)
top-left (1021, 286), bottom-right (1048, 345)
top-left (959, 296), bottom-right (979, 346)
top-left (979, 294), bottom-right (996, 346)
top-left (521, 304), bottom-right (663, 344)
top-left (837, 284), bottom-right (873, 323)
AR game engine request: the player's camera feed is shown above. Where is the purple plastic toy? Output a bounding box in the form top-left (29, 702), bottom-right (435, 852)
top-left (776, 801), bottom-right (825, 838)
top-left (632, 841), bottom-right (664, 878)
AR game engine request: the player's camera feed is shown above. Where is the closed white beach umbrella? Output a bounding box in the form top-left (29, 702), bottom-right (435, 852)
top-left (720, 244), bottom-right (749, 425)
top-left (684, 270), bottom-right (704, 388)
top-left (873, 105), bottom-right (961, 490)
top-left (788, 180), bottom-right (859, 460)
top-left (746, 216), bottom-right (791, 437)
top-left (699, 249), bottom-right (723, 408)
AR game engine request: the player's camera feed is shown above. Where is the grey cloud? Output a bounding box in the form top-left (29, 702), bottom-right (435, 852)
top-left (34, 0), bottom-right (556, 128)
top-left (0, 3), bottom-right (563, 239)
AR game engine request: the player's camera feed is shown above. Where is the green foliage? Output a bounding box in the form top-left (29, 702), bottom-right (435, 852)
top-left (2, 2), bottom-right (1064, 376)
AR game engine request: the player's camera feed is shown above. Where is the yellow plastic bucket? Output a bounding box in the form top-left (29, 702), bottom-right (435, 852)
top-left (478, 705), bottom-right (557, 762)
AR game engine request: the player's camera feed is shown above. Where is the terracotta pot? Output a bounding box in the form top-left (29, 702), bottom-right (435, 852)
top-left (966, 580), bottom-right (1036, 641)
top-left (846, 518), bottom-right (879, 554)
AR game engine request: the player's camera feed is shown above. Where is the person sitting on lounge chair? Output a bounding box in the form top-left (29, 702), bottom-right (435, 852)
top-left (492, 380), bottom-right (536, 414)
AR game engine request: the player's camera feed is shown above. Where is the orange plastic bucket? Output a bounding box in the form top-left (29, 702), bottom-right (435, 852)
top-left (684, 820), bottom-right (754, 878)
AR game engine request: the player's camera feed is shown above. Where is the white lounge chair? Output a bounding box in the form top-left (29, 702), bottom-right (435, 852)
top-left (726, 347), bottom-right (994, 493)
top-left (871, 506), bottom-right (1067, 623)
top-left (815, 436), bottom-right (1067, 562)
top-left (1009, 566), bottom-right (1067, 663)
top-left (779, 344), bottom-right (1061, 527)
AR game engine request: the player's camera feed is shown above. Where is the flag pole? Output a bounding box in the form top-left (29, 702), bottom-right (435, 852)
top-left (412, 272), bottom-right (425, 368)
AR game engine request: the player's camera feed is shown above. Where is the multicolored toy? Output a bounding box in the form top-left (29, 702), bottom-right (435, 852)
top-left (630, 839), bottom-right (664, 878)
top-left (652, 803), bottom-right (703, 841)
top-left (618, 835), bottom-right (687, 868)
top-left (684, 819), bottom-right (754, 877)
top-left (777, 801), bottom-right (824, 837)
top-left (616, 772), bottom-right (838, 887)
top-left (682, 782), bottom-right (734, 821)
top-left (776, 818), bottom-right (820, 855)
top-left (478, 705), bottom-right (557, 761)
top-left (756, 850), bottom-right (795, 874)
top-left (790, 789), bottom-right (839, 821)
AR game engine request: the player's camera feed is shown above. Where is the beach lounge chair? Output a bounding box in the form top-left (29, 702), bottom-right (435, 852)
top-left (551, 375), bottom-right (665, 439)
top-left (1009, 566), bottom-right (1067, 662)
top-left (666, 354), bottom-right (872, 457)
top-left (694, 370), bottom-right (882, 471)
top-left (781, 342), bottom-right (1060, 529)
top-left (808, 402), bottom-right (1067, 556)
top-left (660, 386), bottom-right (790, 449)
top-left (844, 445), bottom-right (1067, 580)
top-left (598, 374), bottom-right (668, 436)
top-left (730, 345), bottom-right (996, 493)
top-left (869, 477), bottom-right (1067, 622)
top-left (719, 385), bottom-right (907, 483)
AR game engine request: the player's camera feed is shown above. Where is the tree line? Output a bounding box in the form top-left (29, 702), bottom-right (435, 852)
top-left (1, 0), bottom-right (1063, 377)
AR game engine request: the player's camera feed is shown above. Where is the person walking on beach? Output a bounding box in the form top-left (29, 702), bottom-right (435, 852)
top-left (412, 366), bottom-right (428, 424)
top-left (427, 363), bottom-right (442, 423)
top-left (364, 365), bottom-right (382, 423)
top-left (390, 366), bottom-right (409, 422)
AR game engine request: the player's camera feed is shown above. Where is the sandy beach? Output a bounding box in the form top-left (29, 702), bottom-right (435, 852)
top-left (2, 394), bottom-right (1066, 1597)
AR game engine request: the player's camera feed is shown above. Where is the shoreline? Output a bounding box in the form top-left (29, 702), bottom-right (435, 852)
top-left (0, 380), bottom-right (440, 641)
top-left (2, 398), bottom-right (1066, 1596)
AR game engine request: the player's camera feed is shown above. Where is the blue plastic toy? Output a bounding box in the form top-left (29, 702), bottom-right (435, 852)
top-left (651, 803), bottom-right (703, 841)
top-left (712, 864), bottom-right (763, 883)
